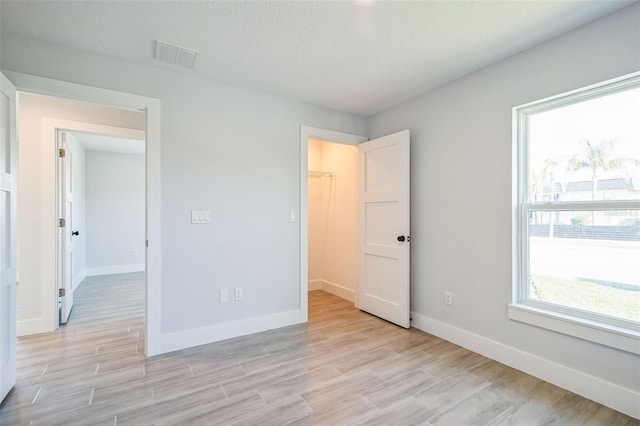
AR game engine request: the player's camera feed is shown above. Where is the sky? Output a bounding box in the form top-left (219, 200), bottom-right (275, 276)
top-left (529, 85), bottom-right (640, 183)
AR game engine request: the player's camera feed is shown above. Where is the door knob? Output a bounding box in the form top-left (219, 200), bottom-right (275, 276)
top-left (72, 231), bottom-right (79, 236)
top-left (397, 235), bottom-right (406, 242)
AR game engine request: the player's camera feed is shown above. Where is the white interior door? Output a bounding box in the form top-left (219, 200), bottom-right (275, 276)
top-left (358, 130), bottom-right (410, 328)
top-left (0, 72), bottom-right (17, 402)
top-left (58, 132), bottom-right (74, 324)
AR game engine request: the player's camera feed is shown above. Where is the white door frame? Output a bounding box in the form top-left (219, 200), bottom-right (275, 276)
top-left (45, 120), bottom-right (146, 330)
top-left (299, 126), bottom-right (367, 322)
top-left (6, 71), bottom-right (162, 356)
top-left (57, 130), bottom-right (73, 325)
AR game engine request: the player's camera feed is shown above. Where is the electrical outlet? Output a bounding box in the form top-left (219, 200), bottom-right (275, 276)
top-left (219, 289), bottom-right (228, 303)
top-left (444, 291), bottom-right (453, 306)
top-left (234, 287), bottom-right (243, 301)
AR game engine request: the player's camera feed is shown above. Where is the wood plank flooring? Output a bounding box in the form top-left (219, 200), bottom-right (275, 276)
top-left (1, 272), bottom-right (637, 425)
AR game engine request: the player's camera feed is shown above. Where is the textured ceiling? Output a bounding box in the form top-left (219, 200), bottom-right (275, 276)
top-left (0, 1), bottom-right (634, 115)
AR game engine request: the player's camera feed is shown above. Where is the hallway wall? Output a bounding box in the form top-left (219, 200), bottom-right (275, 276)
top-left (85, 150), bottom-right (145, 275)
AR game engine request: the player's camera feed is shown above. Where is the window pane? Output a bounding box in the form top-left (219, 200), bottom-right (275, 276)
top-left (528, 210), bottom-right (640, 322)
top-left (528, 87), bottom-right (640, 203)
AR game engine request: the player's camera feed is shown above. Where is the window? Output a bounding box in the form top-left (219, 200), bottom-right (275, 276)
top-left (511, 73), bottom-right (640, 353)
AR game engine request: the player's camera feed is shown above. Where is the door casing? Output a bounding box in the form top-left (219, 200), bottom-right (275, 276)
top-left (57, 130), bottom-right (74, 325)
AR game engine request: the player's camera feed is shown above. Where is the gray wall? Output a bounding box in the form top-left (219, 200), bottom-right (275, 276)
top-left (367, 3), bottom-right (640, 392)
top-left (0, 33), bottom-right (368, 335)
top-left (85, 151), bottom-right (145, 273)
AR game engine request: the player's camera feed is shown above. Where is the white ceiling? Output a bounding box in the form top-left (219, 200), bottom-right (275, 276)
top-left (0, 1), bottom-right (634, 116)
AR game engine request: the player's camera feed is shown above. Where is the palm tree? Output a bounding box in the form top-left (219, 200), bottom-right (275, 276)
top-left (568, 139), bottom-right (639, 200)
top-left (567, 139), bottom-right (639, 223)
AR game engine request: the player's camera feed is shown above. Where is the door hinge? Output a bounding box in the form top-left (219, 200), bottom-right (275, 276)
top-left (146, 240), bottom-right (148, 247)
top-left (59, 288), bottom-right (66, 297)
top-left (59, 218), bottom-right (66, 228)
top-left (59, 148), bottom-right (66, 158)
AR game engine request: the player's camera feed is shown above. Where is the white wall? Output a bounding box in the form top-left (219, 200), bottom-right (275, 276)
top-left (85, 150), bottom-right (145, 275)
top-left (368, 2), bottom-right (640, 414)
top-left (1, 34), bottom-right (368, 346)
top-left (308, 139), bottom-right (357, 301)
top-left (16, 93), bottom-right (145, 335)
top-left (307, 139), bottom-right (324, 284)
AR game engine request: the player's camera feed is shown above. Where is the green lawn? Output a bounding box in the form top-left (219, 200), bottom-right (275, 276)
top-left (530, 275), bottom-right (640, 322)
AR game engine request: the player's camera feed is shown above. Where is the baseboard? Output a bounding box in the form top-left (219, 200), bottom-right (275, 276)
top-left (17, 317), bottom-right (47, 337)
top-left (320, 280), bottom-right (355, 302)
top-left (86, 264), bottom-right (145, 276)
top-left (161, 309), bottom-right (301, 354)
top-left (308, 280), bottom-right (323, 291)
top-left (72, 270), bottom-right (87, 292)
top-left (410, 312), bottom-right (640, 419)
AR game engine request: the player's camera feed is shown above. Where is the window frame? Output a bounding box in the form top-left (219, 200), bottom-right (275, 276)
top-left (511, 72), bottom-right (640, 354)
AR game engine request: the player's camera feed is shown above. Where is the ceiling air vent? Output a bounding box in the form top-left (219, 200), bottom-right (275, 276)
top-left (154, 40), bottom-right (199, 69)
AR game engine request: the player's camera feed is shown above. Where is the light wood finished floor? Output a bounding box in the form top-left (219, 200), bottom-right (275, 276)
top-left (1, 273), bottom-right (637, 425)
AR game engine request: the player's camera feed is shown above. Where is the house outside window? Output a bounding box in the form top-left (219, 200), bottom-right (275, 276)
top-left (511, 73), bottom-right (640, 354)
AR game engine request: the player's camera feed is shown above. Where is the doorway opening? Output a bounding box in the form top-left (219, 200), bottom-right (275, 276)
top-left (300, 126), bottom-right (412, 328)
top-left (14, 89), bottom-right (155, 351)
top-left (307, 138), bottom-right (358, 305)
top-left (6, 72), bottom-right (163, 356)
top-left (56, 128), bottom-right (146, 326)
top-left (299, 126), bottom-right (367, 322)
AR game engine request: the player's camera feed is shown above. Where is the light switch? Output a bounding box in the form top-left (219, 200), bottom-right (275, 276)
top-left (289, 210), bottom-right (297, 222)
top-left (191, 210), bottom-right (212, 224)
top-left (234, 287), bottom-right (243, 301)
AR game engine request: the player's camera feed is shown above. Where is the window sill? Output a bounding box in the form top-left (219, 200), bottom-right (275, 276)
top-left (508, 303), bottom-right (640, 355)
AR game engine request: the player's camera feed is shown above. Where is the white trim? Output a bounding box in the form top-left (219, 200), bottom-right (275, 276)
top-left (410, 311), bottom-right (640, 420)
top-left (309, 280), bottom-right (356, 302)
top-left (16, 318), bottom-right (46, 337)
top-left (299, 126), bottom-right (367, 323)
top-left (86, 264), bottom-right (145, 276)
top-left (516, 70), bottom-right (640, 114)
top-left (308, 280), bottom-right (323, 291)
top-left (508, 304), bottom-right (640, 355)
top-left (161, 309), bottom-right (301, 353)
top-left (5, 71), bottom-right (162, 356)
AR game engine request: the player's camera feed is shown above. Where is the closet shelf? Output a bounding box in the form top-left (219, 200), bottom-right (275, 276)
top-left (308, 170), bottom-right (335, 178)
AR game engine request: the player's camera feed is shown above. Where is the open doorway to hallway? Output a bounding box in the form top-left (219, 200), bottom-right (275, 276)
top-left (16, 92), bottom-right (146, 342)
